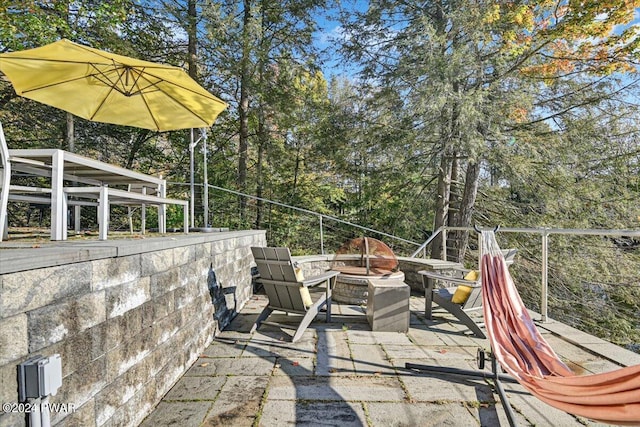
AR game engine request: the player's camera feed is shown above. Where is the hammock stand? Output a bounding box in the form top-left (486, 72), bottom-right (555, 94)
top-left (406, 349), bottom-right (520, 427)
top-left (405, 225), bottom-right (521, 426)
top-left (406, 226), bottom-right (640, 427)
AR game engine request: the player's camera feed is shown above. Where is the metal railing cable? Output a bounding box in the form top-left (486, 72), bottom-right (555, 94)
top-left (169, 181), bottom-right (421, 254)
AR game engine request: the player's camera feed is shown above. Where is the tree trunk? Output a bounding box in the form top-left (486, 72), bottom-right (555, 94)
top-left (237, 0), bottom-right (251, 221)
top-left (447, 152), bottom-right (460, 227)
top-left (292, 144), bottom-right (301, 202)
top-left (65, 113), bottom-right (74, 152)
top-left (255, 96), bottom-right (266, 229)
top-left (452, 160), bottom-right (481, 262)
top-left (255, 2), bottom-right (266, 229)
top-left (431, 151), bottom-right (452, 260)
top-left (187, 0), bottom-right (202, 225)
top-left (447, 152), bottom-right (464, 262)
top-left (187, 0), bottom-right (197, 80)
top-left (124, 131), bottom-right (149, 169)
top-left (255, 140), bottom-right (263, 228)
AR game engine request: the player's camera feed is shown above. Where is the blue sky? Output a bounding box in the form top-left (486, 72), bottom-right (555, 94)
top-left (312, 3), bottom-right (640, 80)
top-left (312, 0), bottom-right (369, 80)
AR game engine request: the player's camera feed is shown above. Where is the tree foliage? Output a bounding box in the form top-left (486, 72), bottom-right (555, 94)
top-left (336, 0), bottom-right (640, 260)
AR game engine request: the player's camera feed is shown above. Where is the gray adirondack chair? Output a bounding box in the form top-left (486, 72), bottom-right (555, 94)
top-left (420, 248), bottom-right (517, 338)
top-left (250, 247), bottom-right (340, 342)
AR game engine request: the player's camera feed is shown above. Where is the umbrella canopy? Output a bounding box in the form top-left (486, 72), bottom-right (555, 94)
top-left (0, 39), bottom-right (227, 132)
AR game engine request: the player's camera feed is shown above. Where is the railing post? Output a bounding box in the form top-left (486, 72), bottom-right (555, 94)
top-left (202, 138), bottom-right (209, 227)
top-left (477, 232), bottom-right (483, 272)
top-left (541, 229), bottom-right (549, 322)
top-left (442, 228), bottom-right (447, 261)
top-left (319, 215), bottom-right (324, 255)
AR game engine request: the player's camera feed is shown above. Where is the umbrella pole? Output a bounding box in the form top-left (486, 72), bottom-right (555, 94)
top-left (189, 129), bottom-right (209, 229)
top-left (202, 129), bottom-right (209, 227)
top-left (190, 129), bottom-right (195, 229)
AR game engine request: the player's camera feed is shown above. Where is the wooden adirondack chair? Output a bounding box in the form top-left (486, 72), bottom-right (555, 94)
top-left (420, 248), bottom-right (517, 338)
top-left (250, 247), bottom-right (340, 342)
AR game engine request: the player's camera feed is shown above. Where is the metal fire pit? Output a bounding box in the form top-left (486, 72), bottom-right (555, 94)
top-left (331, 237), bottom-right (405, 304)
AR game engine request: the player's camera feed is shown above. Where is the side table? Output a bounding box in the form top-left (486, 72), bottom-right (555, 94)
top-left (366, 279), bottom-right (410, 332)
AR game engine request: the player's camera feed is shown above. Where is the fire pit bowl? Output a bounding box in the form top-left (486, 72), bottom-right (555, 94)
top-left (331, 237), bottom-right (405, 304)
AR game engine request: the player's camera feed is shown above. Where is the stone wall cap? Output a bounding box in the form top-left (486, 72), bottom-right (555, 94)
top-left (0, 230), bottom-right (265, 274)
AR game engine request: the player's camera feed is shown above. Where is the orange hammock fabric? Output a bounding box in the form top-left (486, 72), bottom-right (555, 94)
top-left (480, 231), bottom-right (640, 426)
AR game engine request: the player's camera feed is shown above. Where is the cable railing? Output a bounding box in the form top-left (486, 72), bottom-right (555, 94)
top-left (170, 181), bottom-right (422, 255)
top-left (421, 226), bottom-right (640, 320)
top-left (418, 226), bottom-right (640, 353)
top-left (169, 182), bottom-right (640, 353)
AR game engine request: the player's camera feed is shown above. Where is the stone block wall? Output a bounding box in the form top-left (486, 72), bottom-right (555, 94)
top-left (0, 230), bottom-right (265, 427)
top-left (397, 258), bottom-right (429, 292)
top-left (293, 254), bottom-right (439, 293)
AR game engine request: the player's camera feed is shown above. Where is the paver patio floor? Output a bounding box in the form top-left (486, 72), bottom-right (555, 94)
top-left (140, 294), bottom-right (631, 427)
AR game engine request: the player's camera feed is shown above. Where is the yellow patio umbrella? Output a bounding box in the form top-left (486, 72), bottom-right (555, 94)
top-left (0, 39), bottom-right (227, 131)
